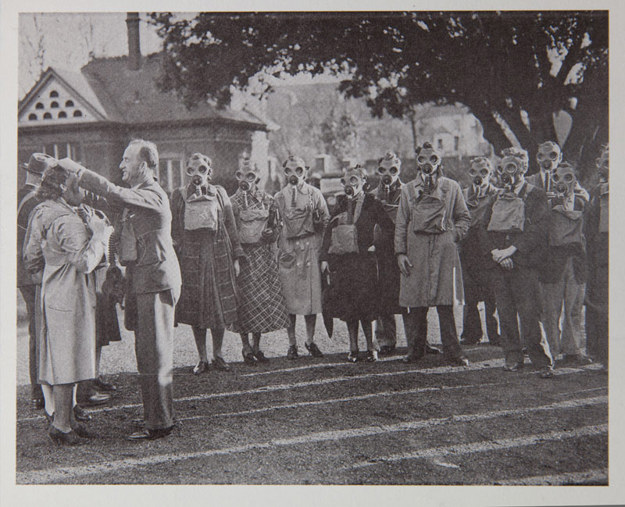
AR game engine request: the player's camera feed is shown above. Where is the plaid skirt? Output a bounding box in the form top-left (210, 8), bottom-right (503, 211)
top-left (237, 243), bottom-right (290, 333)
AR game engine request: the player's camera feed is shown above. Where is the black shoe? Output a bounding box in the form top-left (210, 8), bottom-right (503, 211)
top-left (254, 350), bottom-right (269, 363)
top-left (539, 366), bottom-right (555, 378)
top-left (503, 362), bottom-right (524, 372)
top-left (93, 377), bottom-right (117, 392)
top-left (426, 344), bottom-right (442, 354)
top-left (379, 345), bottom-right (396, 355)
top-left (459, 338), bottom-right (479, 346)
top-left (71, 423), bottom-right (92, 438)
top-left (305, 342), bottom-right (324, 358)
top-left (347, 352), bottom-right (359, 363)
top-left (402, 355), bottom-right (420, 364)
top-left (449, 356), bottom-right (470, 367)
top-left (366, 350), bottom-right (379, 362)
top-left (127, 426), bottom-right (174, 441)
top-left (212, 356), bottom-right (232, 372)
top-left (131, 418), bottom-right (145, 430)
top-left (49, 426), bottom-right (83, 445)
top-left (243, 352), bottom-right (258, 366)
top-left (287, 345), bottom-right (299, 360)
top-left (73, 405), bottom-right (92, 422)
top-left (192, 360), bottom-right (209, 375)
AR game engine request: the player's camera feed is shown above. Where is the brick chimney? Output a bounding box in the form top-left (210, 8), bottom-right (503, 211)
top-left (126, 13), bottom-right (142, 71)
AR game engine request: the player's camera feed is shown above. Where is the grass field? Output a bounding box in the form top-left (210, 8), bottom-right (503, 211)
top-left (16, 291), bottom-right (608, 486)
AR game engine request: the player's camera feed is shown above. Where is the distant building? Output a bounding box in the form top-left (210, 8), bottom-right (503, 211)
top-left (18, 14), bottom-right (268, 194)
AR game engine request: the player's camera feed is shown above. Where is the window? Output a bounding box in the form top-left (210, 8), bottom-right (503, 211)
top-left (65, 100), bottom-right (74, 107)
top-left (28, 113), bottom-right (37, 120)
top-left (50, 90), bottom-right (59, 98)
top-left (454, 136), bottom-right (459, 151)
top-left (43, 142), bottom-right (81, 161)
top-left (73, 110), bottom-right (83, 117)
top-left (58, 111), bottom-right (67, 118)
top-left (43, 112), bottom-right (52, 119)
top-left (35, 102), bottom-right (44, 109)
top-left (50, 101), bottom-right (59, 108)
top-left (158, 156), bottom-right (184, 192)
top-left (437, 138), bottom-right (443, 150)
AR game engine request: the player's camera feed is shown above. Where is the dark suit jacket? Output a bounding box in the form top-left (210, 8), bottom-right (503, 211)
top-left (17, 184), bottom-right (43, 287)
top-left (78, 169), bottom-right (181, 298)
top-left (478, 182), bottom-right (550, 269)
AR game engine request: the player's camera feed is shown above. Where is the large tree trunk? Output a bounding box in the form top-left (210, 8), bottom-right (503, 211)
top-left (468, 104), bottom-right (511, 156)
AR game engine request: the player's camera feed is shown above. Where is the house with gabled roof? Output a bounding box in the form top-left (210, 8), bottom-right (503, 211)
top-left (18, 13), bottom-right (269, 194)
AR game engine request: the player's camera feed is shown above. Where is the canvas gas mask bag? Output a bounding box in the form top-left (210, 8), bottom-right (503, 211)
top-left (328, 197), bottom-right (363, 255)
top-left (549, 206), bottom-right (584, 246)
top-left (409, 184), bottom-right (447, 234)
top-left (238, 204), bottom-right (270, 244)
top-left (184, 191), bottom-right (221, 231)
top-left (487, 191), bottom-right (526, 233)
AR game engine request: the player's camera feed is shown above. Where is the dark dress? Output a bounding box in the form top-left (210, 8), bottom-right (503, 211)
top-left (320, 193), bottom-right (394, 322)
top-left (171, 184), bottom-right (244, 331)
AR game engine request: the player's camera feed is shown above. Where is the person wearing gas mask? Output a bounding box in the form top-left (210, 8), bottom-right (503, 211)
top-left (585, 144), bottom-right (609, 368)
top-left (320, 165), bottom-right (394, 362)
top-left (478, 147), bottom-right (554, 378)
top-left (395, 142), bottom-right (471, 366)
top-left (540, 161), bottom-right (591, 365)
top-left (372, 152), bottom-right (404, 355)
top-left (274, 155), bottom-right (330, 359)
top-left (230, 160), bottom-right (290, 365)
top-left (459, 157), bottom-right (501, 346)
top-left (171, 153), bottom-right (244, 374)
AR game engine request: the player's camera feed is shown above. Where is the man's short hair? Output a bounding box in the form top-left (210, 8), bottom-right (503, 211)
top-left (128, 139), bottom-right (159, 170)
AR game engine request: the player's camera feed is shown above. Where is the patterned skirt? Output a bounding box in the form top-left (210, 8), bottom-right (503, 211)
top-left (237, 243), bottom-right (290, 333)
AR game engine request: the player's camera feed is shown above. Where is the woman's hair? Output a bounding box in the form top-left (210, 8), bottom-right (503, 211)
top-left (37, 164), bottom-right (71, 201)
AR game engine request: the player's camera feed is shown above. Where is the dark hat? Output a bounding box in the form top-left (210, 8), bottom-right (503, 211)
top-left (20, 153), bottom-right (57, 175)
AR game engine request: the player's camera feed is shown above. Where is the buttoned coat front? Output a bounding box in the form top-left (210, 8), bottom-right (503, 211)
top-left (394, 175), bottom-right (471, 308)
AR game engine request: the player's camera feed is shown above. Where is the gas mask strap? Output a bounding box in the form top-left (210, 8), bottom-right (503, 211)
top-left (346, 198), bottom-right (354, 224)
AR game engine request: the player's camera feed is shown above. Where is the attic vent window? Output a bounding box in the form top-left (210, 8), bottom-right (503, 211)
top-left (50, 90), bottom-right (59, 98)
top-left (28, 113), bottom-right (37, 120)
top-left (73, 110), bottom-right (83, 117)
top-left (50, 101), bottom-right (59, 108)
top-left (35, 102), bottom-right (44, 109)
top-left (58, 111), bottom-right (67, 118)
top-left (43, 112), bottom-right (52, 119)
top-left (65, 100), bottom-right (74, 107)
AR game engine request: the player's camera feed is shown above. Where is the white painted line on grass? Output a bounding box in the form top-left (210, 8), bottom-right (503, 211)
top-left (16, 395), bottom-right (607, 484)
top-left (181, 381), bottom-right (505, 420)
top-left (16, 360), bottom-right (603, 424)
top-left (496, 469), bottom-right (608, 485)
top-left (346, 424), bottom-right (607, 470)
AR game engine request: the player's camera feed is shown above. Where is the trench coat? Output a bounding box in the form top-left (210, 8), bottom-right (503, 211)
top-left (274, 183), bottom-right (330, 315)
top-left (23, 199), bottom-right (107, 385)
top-left (394, 175), bottom-right (470, 308)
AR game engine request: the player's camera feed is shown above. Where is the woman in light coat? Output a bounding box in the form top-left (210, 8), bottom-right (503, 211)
top-left (24, 164), bottom-right (111, 445)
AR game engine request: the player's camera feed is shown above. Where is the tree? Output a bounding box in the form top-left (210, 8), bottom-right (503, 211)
top-left (150, 11), bottom-right (607, 179)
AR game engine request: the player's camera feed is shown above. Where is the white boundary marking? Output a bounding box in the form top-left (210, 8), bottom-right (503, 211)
top-left (496, 469), bottom-right (608, 485)
top-left (16, 360), bottom-right (603, 423)
top-left (16, 395), bottom-right (607, 484)
top-left (346, 424), bottom-right (608, 470)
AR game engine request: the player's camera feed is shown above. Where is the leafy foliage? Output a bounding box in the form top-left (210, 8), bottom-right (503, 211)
top-left (150, 11), bottom-right (607, 179)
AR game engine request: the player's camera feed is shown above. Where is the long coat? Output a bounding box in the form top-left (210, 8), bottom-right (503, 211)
top-left (274, 183), bottom-right (330, 315)
top-left (320, 193), bottom-right (395, 321)
top-left (24, 199), bottom-right (106, 385)
top-left (394, 175), bottom-right (470, 308)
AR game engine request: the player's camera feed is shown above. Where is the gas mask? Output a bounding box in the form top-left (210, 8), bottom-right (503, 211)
top-left (468, 157), bottom-right (493, 188)
top-left (416, 142), bottom-right (442, 193)
top-left (551, 162), bottom-right (577, 199)
top-left (235, 167), bottom-right (260, 193)
top-left (283, 155), bottom-right (308, 188)
top-left (497, 148), bottom-right (528, 192)
top-left (377, 152), bottom-right (401, 187)
top-left (341, 166), bottom-right (367, 199)
top-left (185, 153), bottom-right (213, 193)
top-left (596, 145), bottom-right (609, 182)
top-left (536, 141), bottom-right (562, 192)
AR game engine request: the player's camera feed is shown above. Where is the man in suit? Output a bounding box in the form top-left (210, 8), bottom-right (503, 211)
top-left (18, 153), bottom-right (54, 409)
top-left (478, 147), bottom-right (554, 378)
top-left (60, 139), bottom-right (181, 440)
